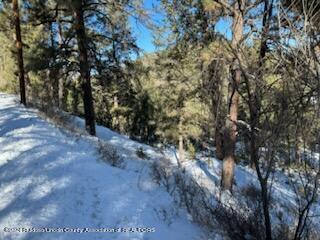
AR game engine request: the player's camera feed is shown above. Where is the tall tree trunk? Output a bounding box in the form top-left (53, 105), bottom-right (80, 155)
top-left (214, 72), bottom-right (225, 160)
top-left (13, 0), bottom-right (26, 105)
top-left (72, 80), bottom-right (79, 115)
top-left (178, 116), bottom-right (185, 165)
top-left (215, 126), bottom-right (224, 160)
top-left (249, 1), bottom-right (274, 239)
top-left (57, 16), bottom-right (67, 110)
top-left (221, 1), bottom-right (244, 191)
top-left (259, 2), bottom-right (273, 239)
top-left (294, 136), bottom-right (301, 164)
top-left (287, 133), bottom-right (291, 165)
top-left (73, 0), bottom-right (96, 135)
top-left (49, 22), bottom-right (59, 107)
top-left (112, 95), bottom-right (120, 131)
top-left (294, 122), bottom-right (301, 164)
top-left (178, 135), bottom-right (184, 164)
top-left (59, 78), bottom-right (68, 110)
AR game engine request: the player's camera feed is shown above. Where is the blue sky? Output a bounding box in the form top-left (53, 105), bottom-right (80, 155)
top-left (130, 0), bottom-right (231, 54)
top-left (131, 20), bottom-right (156, 53)
top-left (129, 0), bottom-right (161, 53)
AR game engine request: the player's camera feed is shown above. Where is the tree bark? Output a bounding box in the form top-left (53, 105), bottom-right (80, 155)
top-left (56, 16), bottom-right (68, 110)
top-left (178, 116), bottom-right (185, 165)
top-left (215, 127), bottom-right (224, 160)
top-left (13, 0), bottom-right (26, 105)
top-left (112, 95), bottom-right (120, 131)
top-left (178, 135), bottom-right (185, 164)
top-left (294, 124), bottom-right (301, 164)
top-left (249, 1), bottom-right (274, 239)
top-left (221, 0), bottom-right (244, 191)
top-left (59, 78), bottom-right (68, 110)
top-left (73, 0), bottom-right (96, 135)
top-left (260, 178), bottom-right (272, 240)
top-left (294, 138), bottom-right (301, 164)
top-left (214, 69), bottom-right (225, 161)
top-left (257, 2), bottom-right (273, 239)
top-left (72, 80), bottom-right (79, 115)
top-left (48, 23), bottom-right (59, 107)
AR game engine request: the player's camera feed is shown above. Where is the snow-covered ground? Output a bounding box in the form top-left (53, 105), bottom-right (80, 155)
top-left (0, 93), bottom-right (204, 240)
top-left (1, 92), bottom-right (319, 240)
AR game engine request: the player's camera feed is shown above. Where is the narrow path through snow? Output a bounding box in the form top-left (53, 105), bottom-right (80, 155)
top-left (0, 93), bottom-right (202, 240)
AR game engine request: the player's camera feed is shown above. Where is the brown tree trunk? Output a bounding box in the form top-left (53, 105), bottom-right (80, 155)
top-left (13, 0), bottom-right (26, 105)
top-left (178, 116), bottom-right (185, 165)
top-left (215, 127), bottom-right (224, 160)
top-left (73, 0), bottom-right (96, 135)
top-left (214, 76), bottom-right (225, 161)
top-left (48, 23), bottom-right (59, 107)
top-left (221, 1), bottom-right (244, 191)
top-left (59, 78), bottom-right (68, 110)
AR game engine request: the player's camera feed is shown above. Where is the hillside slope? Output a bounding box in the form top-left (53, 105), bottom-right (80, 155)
top-left (1, 93), bottom-right (319, 240)
top-left (0, 93), bottom-right (204, 240)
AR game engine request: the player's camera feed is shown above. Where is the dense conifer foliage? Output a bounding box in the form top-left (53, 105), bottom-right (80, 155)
top-left (0, 0), bottom-right (320, 238)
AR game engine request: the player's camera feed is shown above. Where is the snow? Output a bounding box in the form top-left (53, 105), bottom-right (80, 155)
top-left (0, 92), bottom-right (319, 239)
top-left (0, 93), bottom-right (204, 240)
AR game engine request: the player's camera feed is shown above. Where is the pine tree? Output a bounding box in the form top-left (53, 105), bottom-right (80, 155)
top-left (72, 0), bottom-right (96, 135)
top-left (12, 0), bottom-right (26, 105)
top-left (208, 0), bottom-right (246, 192)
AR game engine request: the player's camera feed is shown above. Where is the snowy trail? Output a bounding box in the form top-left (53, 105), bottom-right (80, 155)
top-left (0, 93), bottom-right (202, 240)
